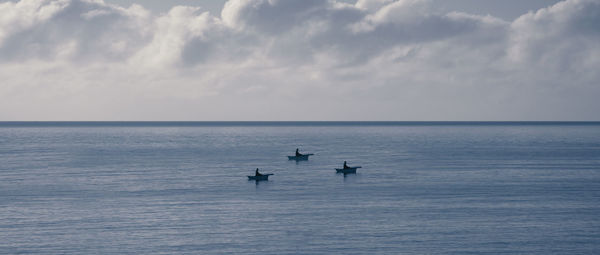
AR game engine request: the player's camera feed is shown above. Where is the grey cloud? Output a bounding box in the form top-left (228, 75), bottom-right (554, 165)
top-left (214, 0), bottom-right (508, 67)
top-left (221, 0), bottom-right (330, 34)
top-left (242, 0), bottom-right (507, 66)
top-left (0, 0), bottom-right (512, 68)
top-left (0, 0), bottom-right (149, 62)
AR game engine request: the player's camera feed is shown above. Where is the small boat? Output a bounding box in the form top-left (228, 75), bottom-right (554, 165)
top-left (287, 154), bottom-right (314, 160)
top-left (248, 174), bottom-right (273, 181)
top-left (335, 166), bottom-right (361, 174)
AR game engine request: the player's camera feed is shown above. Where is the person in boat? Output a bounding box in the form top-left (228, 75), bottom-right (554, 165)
top-left (295, 148), bottom-right (302, 157)
top-left (255, 168), bottom-right (263, 176)
top-left (343, 161), bottom-right (349, 169)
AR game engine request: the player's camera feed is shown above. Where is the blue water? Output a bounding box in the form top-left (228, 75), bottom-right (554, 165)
top-left (1, 122), bottom-right (599, 254)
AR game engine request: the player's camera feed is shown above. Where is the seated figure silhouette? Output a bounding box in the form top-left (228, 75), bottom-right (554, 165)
top-left (295, 148), bottom-right (302, 157)
top-left (255, 168), bottom-right (263, 176)
top-left (343, 161), bottom-right (349, 169)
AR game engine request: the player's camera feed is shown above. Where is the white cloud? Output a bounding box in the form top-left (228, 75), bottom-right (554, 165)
top-left (0, 0), bottom-right (598, 120)
top-left (131, 6), bottom-right (216, 67)
top-left (509, 0), bottom-right (600, 75)
top-left (355, 0), bottom-right (394, 12)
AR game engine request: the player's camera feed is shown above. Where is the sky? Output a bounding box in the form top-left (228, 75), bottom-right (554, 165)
top-left (0, 0), bottom-right (598, 121)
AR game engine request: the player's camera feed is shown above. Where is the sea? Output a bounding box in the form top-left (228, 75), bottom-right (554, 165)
top-left (1, 122), bottom-right (599, 254)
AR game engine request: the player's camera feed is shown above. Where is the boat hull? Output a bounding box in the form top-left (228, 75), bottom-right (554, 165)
top-left (335, 167), bottom-right (360, 174)
top-left (287, 154), bottom-right (314, 161)
top-left (248, 174), bottom-right (273, 181)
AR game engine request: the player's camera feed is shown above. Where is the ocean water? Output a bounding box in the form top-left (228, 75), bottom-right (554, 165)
top-left (1, 122), bottom-right (599, 254)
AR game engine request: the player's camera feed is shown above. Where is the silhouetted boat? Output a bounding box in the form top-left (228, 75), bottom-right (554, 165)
top-left (336, 166), bottom-right (361, 174)
top-left (287, 154), bottom-right (314, 160)
top-left (248, 174), bottom-right (273, 181)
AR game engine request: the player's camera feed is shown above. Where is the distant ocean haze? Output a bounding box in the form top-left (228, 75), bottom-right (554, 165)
top-left (1, 122), bottom-right (599, 254)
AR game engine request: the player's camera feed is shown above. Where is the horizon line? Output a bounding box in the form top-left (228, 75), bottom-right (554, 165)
top-left (1, 121), bottom-right (600, 122)
top-left (1, 121), bottom-right (599, 127)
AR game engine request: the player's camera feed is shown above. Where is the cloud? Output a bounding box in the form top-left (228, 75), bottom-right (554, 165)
top-left (130, 6), bottom-right (219, 67)
top-left (0, 0), bottom-right (151, 62)
top-left (221, 0), bottom-right (333, 33)
top-left (0, 0), bottom-right (598, 120)
top-left (509, 0), bottom-right (600, 76)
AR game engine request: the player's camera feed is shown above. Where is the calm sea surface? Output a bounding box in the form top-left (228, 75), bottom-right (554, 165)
top-left (1, 122), bottom-right (599, 254)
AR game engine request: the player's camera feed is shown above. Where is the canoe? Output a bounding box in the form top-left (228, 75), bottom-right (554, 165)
top-left (287, 154), bottom-right (314, 160)
top-left (335, 167), bottom-right (361, 174)
top-left (248, 174), bottom-right (273, 181)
